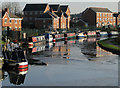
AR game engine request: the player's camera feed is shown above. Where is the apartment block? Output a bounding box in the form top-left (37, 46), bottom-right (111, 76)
top-left (82, 7), bottom-right (116, 28)
top-left (23, 4), bottom-right (70, 30)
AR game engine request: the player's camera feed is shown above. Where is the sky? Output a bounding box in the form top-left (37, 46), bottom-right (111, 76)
top-left (1, 0), bottom-right (120, 14)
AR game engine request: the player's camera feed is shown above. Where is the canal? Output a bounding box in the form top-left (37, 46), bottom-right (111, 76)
top-left (1, 37), bottom-right (119, 86)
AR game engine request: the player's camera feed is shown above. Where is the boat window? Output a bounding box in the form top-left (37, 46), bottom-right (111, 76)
top-left (18, 50), bottom-right (26, 62)
top-left (12, 51), bottom-right (17, 61)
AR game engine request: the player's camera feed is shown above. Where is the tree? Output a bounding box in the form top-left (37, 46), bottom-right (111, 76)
top-left (2, 2), bottom-right (21, 15)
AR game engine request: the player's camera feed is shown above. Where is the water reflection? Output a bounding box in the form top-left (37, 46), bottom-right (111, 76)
top-left (27, 37), bottom-right (117, 62)
top-left (2, 65), bottom-right (28, 85)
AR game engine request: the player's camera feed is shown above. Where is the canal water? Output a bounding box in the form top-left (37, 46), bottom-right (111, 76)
top-left (1, 37), bottom-right (119, 86)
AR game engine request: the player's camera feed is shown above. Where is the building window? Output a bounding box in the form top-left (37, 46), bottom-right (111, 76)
top-left (100, 13), bottom-right (102, 17)
top-left (103, 18), bottom-right (104, 21)
top-left (103, 14), bottom-right (104, 17)
top-left (19, 27), bottom-right (21, 30)
top-left (30, 17), bottom-right (32, 20)
top-left (5, 18), bottom-right (7, 23)
top-left (15, 20), bottom-right (17, 24)
top-left (43, 25), bottom-right (46, 28)
top-left (97, 13), bottom-right (99, 17)
top-left (19, 20), bottom-right (21, 24)
top-left (25, 12), bottom-right (27, 15)
top-left (35, 11), bottom-right (38, 15)
top-left (9, 20), bottom-right (11, 23)
top-left (15, 27), bottom-right (17, 30)
top-left (97, 18), bottom-right (99, 21)
top-left (30, 12), bottom-right (32, 15)
top-left (111, 19), bottom-right (112, 21)
top-left (24, 18), bottom-right (28, 21)
top-left (105, 18), bottom-right (107, 21)
top-left (105, 14), bottom-right (107, 17)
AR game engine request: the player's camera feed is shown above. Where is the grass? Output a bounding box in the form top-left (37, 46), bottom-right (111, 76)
top-left (0, 40), bottom-right (5, 44)
top-left (97, 39), bottom-right (120, 51)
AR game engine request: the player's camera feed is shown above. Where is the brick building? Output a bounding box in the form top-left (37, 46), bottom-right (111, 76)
top-left (23, 4), bottom-right (49, 28)
top-left (82, 7), bottom-right (116, 28)
top-left (2, 8), bottom-right (22, 31)
top-left (23, 4), bottom-right (70, 30)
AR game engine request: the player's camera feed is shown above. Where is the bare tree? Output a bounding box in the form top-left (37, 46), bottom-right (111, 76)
top-left (2, 2), bottom-right (21, 14)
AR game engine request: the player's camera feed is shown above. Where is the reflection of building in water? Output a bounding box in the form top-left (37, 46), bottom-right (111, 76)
top-left (81, 37), bottom-right (114, 58)
top-left (81, 38), bottom-right (97, 58)
top-left (96, 45), bottom-right (113, 57)
top-left (52, 44), bottom-right (70, 57)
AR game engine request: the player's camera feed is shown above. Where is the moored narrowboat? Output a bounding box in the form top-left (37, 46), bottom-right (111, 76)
top-left (28, 35), bottom-right (46, 46)
top-left (64, 33), bottom-right (76, 40)
top-left (52, 34), bottom-right (64, 42)
top-left (100, 32), bottom-right (108, 37)
top-left (3, 48), bottom-right (28, 71)
top-left (87, 31), bottom-right (96, 37)
top-left (76, 32), bottom-right (86, 39)
top-left (108, 31), bottom-right (119, 36)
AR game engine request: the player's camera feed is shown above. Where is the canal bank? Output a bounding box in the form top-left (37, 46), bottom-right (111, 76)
top-left (97, 38), bottom-right (120, 55)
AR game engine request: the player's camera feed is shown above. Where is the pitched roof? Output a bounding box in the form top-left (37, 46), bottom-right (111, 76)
top-left (37, 11), bottom-right (57, 18)
top-left (2, 10), bottom-right (21, 18)
top-left (89, 7), bottom-right (112, 13)
top-left (38, 12), bottom-right (52, 18)
top-left (60, 5), bottom-right (68, 12)
top-left (47, 11), bottom-right (57, 18)
top-left (54, 12), bottom-right (62, 17)
top-left (49, 4), bottom-right (60, 11)
top-left (23, 4), bottom-right (48, 11)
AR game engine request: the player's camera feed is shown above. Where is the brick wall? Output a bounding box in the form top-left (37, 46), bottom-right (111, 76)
top-left (35, 18), bottom-right (52, 29)
top-left (82, 8), bottom-right (96, 27)
top-left (2, 12), bottom-right (22, 31)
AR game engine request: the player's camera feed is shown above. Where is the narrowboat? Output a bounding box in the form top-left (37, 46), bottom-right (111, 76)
top-left (108, 31), bottom-right (119, 36)
top-left (76, 32), bottom-right (86, 39)
top-left (100, 32), bottom-right (108, 37)
top-left (52, 34), bottom-right (64, 42)
top-left (87, 31), bottom-right (96, 37)
top-left (64, 33), bottom-right (76, 40)
top-left (3, 48), bottom-right (28, 71)
top-left (28, 35), bottom-right (46, 46)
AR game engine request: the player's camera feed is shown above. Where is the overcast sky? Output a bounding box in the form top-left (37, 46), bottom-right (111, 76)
top-left (1, 0), bottom-right (120, 14)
